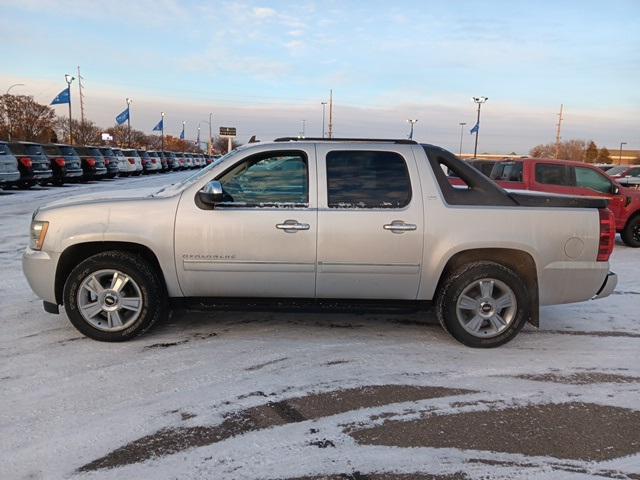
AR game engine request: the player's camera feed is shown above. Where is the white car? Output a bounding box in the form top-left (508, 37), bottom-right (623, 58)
top-left (120, 149), bottom-right (143, 176)
top-left (23, 138), bottom-right (617, 347)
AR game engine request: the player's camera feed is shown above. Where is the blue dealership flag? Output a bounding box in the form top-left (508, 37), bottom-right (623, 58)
top-left (50, 87), bottom-right (70, 105)
top-left (115, 108), bottom-right (129, 125)
top-left (470, 122), bottom-right (479, 134)
top-left (179, 124), bottom-right (185, 140)
top-left (152, 118), bottom-right (164, 131)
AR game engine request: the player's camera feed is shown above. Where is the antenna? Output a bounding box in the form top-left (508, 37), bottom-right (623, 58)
top-left (555, 104), bottom-right (563, 159)
top-left (77, 65), bottom-right (86, 126)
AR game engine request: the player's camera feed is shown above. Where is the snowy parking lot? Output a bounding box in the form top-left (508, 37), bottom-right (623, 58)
top-left (1, 173), bottom-right (639, 480)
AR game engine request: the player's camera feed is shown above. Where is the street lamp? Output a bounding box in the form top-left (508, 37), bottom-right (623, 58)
top-left (619, 142), bottom-right (627, 165)
top-left (200, 115), bottom-right (214, 155)
top-left (64, 74), bottom-right (75, 144)
top-left (321, 102), bottom-right (327, 138)
top-left (472, 96), bottom-right (488, 158)
top-left (161, 112), bottom-right (165, 152)
top-left (458, 122), bottom-right (467, 157)
top-left (126, 97), bottom-right (132, 147)
top-left (5, 83), bottom-right (25, 141)
top-left (407, 119), bottom-right (418, 140)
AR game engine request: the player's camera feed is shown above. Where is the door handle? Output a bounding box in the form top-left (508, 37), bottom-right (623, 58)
top-left (276, 220), bottom-right (310, 232)
top-left (383, 221), bottom-right (417, 233)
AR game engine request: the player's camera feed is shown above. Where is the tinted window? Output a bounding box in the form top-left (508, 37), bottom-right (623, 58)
top-left (326, 150), bottom-right (411, 208)
top-left (43, 145), bottom-right (61, 155)
top-left (574, 167), bottom-right (613, 194)
top-left (469, 161), bottom-right (496, 176)
top-left (9, 143), bottom-right (28, 154)
top-left (0, 143), bottom-right (9, 155)
top-left (218, 152), bottom-right (308, 207)
top-left (61, 146), bottom-right (78, 156)
top-left (627, 168), bottom-right (640, 177)
top-left (535, 164), bottom-right (570, 186)
top-left (87, 148), bottom-right (102, 156)
top-left (100, 148), bottom-right (114, 156)
top-left (491, 162), bottom-right (523, 182)
top-left (24, 144), bottom-right (43, 155)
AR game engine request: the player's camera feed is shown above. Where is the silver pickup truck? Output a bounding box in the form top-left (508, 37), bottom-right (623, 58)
top-left (23, 138), bottom-right (618, 347)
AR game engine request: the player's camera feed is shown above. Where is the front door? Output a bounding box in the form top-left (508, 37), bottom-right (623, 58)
top-left (175, 147), bottom-right (317, 297)
top-left (315, 145), bottom-right (424, 299)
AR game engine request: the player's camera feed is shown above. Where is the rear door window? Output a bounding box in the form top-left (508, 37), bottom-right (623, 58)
top-left (535, 163), bottom-right (571, 186)
top-left (574, 166), bottom-right (614, 194)
top-left (326, 150), bottom-right (411, 208)
top-left (491, 162), bottom-right (523, 182)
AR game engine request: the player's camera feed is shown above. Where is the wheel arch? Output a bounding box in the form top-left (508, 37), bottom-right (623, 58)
top-left (55, 241), bottom-right (166, 305)
top-left (435, 248), bottom-right (539, 327)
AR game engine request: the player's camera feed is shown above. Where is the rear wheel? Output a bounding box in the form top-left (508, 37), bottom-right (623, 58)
top-left (63, 251), bottom-right (167, 341)
top-left (621, 215), bottom-right (640, 248)
top-left (436, 261), bottom-right (529, 348)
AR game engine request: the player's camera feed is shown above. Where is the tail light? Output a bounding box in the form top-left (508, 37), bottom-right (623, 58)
top-left (104, 159), bottom-right (110, 165)
top-left (19, 157), bottom-right (32, 168)
top-left (152, 159), bottom-right (156, 163)
top-left (597, 208), bottom-right (615, 262)
top-left (86, 157), bottom-right (96, 167)
top-left (54, 157), bottom-right (66, 167)
top-left (128, 158), bottom-right (135, 164)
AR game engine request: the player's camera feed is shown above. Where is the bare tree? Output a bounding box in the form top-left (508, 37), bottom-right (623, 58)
top-left (0, 94), bottom-right (56, 142)
top-left (529, 139), bottom-right (586, 162)
top-left (55, 117), bottom-right (102, 145)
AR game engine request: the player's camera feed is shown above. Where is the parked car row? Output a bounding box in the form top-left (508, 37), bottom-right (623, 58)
top-left (450, 157), bottom-right (640, 247)
top-left (0, 140), bottom-right (216, 189)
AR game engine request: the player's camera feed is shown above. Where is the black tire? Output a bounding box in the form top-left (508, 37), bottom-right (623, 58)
top-left (621, 215), bottom-right (640, 248)
top-left (63, 251), bottom-right (167, 341)
top-left (436, 261), bottom-right (529, 348)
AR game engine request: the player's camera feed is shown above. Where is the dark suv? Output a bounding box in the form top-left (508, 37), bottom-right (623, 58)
top-left (0, 141), bottom-right (20, 188)
top-left (96, 147), bottom-right (120, 179)
top-left (73, 146), bottom-right (108, 180)
top-left (43, 144), bottom-right (83, 185)
top-left (6, 141), bottom-right (52, 188)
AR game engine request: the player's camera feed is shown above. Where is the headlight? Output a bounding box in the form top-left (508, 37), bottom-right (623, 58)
top-left (30, 221), bottom-right (49, 250)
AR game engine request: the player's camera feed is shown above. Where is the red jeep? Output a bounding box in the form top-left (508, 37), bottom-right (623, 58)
top-left (484, 158), bottom-right (640, 247)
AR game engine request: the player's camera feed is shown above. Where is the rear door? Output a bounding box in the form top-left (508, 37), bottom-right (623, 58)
top-left (315, 145), bottom-right (424, 299)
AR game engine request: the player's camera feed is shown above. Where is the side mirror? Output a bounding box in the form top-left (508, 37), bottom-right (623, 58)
top-left (612, 184), bottom-right (620, 195)
top-left (198, 180), bottom-right (224, 207)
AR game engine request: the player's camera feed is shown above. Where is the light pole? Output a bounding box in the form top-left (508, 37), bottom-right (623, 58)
top-left (299, 119), bottom-right (306, 138)
top-left (407, 119), bottom-right (418, 140)
top-left (197, 124), bottom-right (201, 150)
top-left (208, 112), bottom-right (213, 155)
top-left (5, 83), bottom-right (25, 141)
top-left (472, 96), bottom-right (488, 158)
top-left (161, 112), bottom-right (165, 152)
top-left (458, 122), bottom-right (467, 157)
top-left (126, 97), bottom-right (132, 147)
top-left (619, 142), bottom-right (627, 165)
top-left (321, 102), bottom-right (327, 138)
top-left (64, 74), bottom-right (75, 144)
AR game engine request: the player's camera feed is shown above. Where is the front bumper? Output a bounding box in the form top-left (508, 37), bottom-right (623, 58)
top-left (593, 272), bottom-right (618, 300)
top-left (22, 247), bottom-right (60, 305)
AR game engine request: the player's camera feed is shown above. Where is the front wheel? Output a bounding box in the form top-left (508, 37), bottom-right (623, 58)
top-left (63, 251), bottom-right (167, 341)
top-left (621, 215), bottom-right (640, 248)
top-left (436, 261), bottom-right (529, 348)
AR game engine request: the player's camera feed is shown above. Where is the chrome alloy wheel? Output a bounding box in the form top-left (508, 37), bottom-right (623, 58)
top-left (76, 269), bottom-right (143, 332)
top-left (455, 278), bottom-right (517, 338)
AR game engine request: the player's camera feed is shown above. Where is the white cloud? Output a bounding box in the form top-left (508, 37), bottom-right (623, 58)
top-left (252, 6), bottom-right (276, 18)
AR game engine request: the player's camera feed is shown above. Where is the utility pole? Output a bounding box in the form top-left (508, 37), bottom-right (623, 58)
top-left (321, 102), bottom-right (327, 138)
top-left (555, 104), bottom-right (563, 159)
top-left (328, 89), bottom-right (333, 139)
top-left (458, 122), bottom-right (467, 157)
top-left (299, 119), bottom-right (306, 138)
top-left (77, 66), bottom-right (85, 127)
top-left (126, 98), bottom-right (132, 147)
top-left (619, 142), bottom-right (627, 165)
top-left (407, 119), bottom-right (418, 140)
top-left (472, 96), bottom-right (488, 158)
top-left (64, 74), bottom-right (75, 144)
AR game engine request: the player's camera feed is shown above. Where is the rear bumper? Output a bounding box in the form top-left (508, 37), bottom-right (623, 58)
top-left (593, 272), bottom-right (618, 300)
top-left (540, 261), bottom-right (611, 305)
top-left (0, 171), bottom-right (20, 184)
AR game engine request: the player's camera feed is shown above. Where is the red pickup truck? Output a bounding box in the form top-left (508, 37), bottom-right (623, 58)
top-left (462, 158), bottom-right (640, 247)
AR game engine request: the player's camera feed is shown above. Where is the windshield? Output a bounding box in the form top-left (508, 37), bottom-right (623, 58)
top-left (25, 144), bottom-right (45, 155)
top-left (100, 148), bottom-right (114, 156)
top-left (43, 145), bottom-right (61, 155)
top-left (9, 143), bottom-right (28, 154)
top-left (153, 149), bottom-right (240, 197)
top-left (606, 166), bottom-right (628, 176)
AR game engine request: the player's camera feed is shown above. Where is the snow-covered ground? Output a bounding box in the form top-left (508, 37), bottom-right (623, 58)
top-left (1, 175), bottom-right (639, 480)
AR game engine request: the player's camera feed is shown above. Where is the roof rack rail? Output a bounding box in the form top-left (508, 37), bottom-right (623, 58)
top-left (273, 137), bottom-right (418, 145)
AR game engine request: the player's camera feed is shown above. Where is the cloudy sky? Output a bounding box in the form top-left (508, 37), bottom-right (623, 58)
top-left (1, 0), bottom-right (638, 153)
